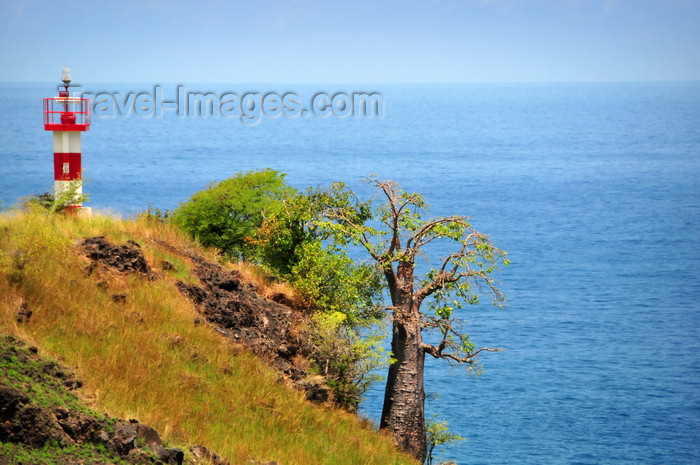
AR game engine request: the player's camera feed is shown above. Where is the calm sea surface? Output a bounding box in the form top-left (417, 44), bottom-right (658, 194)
top-left (1, 82), bottom-right (699, 464)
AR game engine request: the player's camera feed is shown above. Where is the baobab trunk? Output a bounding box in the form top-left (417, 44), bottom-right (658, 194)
top-left (380, 299), bottom-right (427, 463)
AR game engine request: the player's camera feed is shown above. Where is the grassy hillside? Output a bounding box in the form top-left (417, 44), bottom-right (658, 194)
top-left (0, 207), bottom-right (415, 465)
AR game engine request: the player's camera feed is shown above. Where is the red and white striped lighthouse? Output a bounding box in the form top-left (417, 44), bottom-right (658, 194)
top-left (43, 67), bottom-right (91, 213)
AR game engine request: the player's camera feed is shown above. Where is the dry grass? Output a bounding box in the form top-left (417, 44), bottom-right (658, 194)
top-left (0, 208), bottom-right (415, 465)
top-left (228, 260), bottom-right (305, 307)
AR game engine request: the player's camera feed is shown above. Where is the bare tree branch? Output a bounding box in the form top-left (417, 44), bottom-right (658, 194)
top-left (421, 343), bottom-right (503, 364)
top-left (374, 179), bottom-right (403, 257)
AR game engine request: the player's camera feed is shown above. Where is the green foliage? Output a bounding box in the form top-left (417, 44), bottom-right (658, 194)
top-left (253, 192), bottom-right (316, 276)
top-left (0, 442), bottom-right (130, 465)
top-left (136, 204), bottom-right (171, 223)
top-left (254, 186), bottom-right (383, 321)
top-left (18, 181), bottom-right (89, 214)
top-left (171, 168), bottom-right (296, 260)
top-left (25, 192), bottom-right (55, 210)
top-left (254, 187), bottom-right (387, 410)
top-left (50, 180), bottom-right (89, 213)
top-left (289, 241), bottom-right (382, 323)
top-left (425, 416), bottom-right (464, 465)
top-left (310, 311), bottom-right (387, 411)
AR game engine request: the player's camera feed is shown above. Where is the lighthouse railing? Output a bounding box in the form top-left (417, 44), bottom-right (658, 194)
top-left (43, 97), bottom-right (91, 131)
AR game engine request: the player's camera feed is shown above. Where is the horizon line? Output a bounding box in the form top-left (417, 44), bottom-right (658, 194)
top-left (2, 79), bottom-right (700, 86)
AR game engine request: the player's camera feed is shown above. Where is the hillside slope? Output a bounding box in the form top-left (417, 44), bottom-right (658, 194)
top-left (0, 209), bottom-right (414, 465)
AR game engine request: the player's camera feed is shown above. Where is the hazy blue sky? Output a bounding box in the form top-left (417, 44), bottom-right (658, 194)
top-left (1, 0), bottom-right (698, 83)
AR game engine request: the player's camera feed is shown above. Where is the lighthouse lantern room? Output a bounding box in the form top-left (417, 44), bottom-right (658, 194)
top-left (43, 67), bottom-right (91, 213)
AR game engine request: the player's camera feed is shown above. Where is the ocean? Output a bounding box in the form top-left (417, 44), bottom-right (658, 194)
top-left (1, 81), bottom-right (699, 464)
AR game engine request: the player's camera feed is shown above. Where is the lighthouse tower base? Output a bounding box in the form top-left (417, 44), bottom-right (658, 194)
top-left (52, 131), bottom-right (84, 209)
top-left (70, 206), bottom-right (93, 218)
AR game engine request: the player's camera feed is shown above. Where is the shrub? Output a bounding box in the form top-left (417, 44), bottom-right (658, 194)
top-left (171, 168), bottom-right (295, 261)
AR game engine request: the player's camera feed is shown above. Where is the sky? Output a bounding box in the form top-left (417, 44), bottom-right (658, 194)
top-left (0, 0), bottom-right (699, 83)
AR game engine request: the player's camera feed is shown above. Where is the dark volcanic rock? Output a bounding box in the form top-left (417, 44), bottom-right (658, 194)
top-left (199, 262), bottom-right (241, 292)
top-left (112, 293), bottom-right (128, 303)
top-left (135, 423), bottom-right (163, 448)
top-left (191, 444), bottom-right (230, 465)
top-left (109, 421), bottom-right (184, 465)
top-left (270, 292), bottom-right (295, 307)
top-left (176, 281), bottom-right (209, 305)
top-left (156, 446), bottom-right (185, 465)
top-left (0, 385), bottom-right (67, 447)
top-left (303, 383), bottom-right (330, 404)
top-left (176, 262), bottom-right (310, 382)
top-left (54, 406), bottom-right (103, 443)
top-left (109, 423), bottom-right (138, 455)
top-left (81, 236), bottom-right (151, 274)
top-left (16, 301), bottom-right (32, 323)
top-left (0, 385), bottom-right (29, 422)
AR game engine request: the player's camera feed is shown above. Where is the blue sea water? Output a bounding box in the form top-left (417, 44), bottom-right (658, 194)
top-left (1, 82), bottom-right (699, 464)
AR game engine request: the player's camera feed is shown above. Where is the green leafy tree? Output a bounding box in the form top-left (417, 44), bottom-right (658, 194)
top-left (254, 189), bottom-right (386, 410)
top-left (251, 187), bottom-right (383, 321)
top-left (171, 168), bottom-right (295, 260)
top-left (318, 177), bottom-right (508, 462)
top-left (425, 416), bottom-right (464, 465)
top-left (309, 310), bottom-right (387, 410)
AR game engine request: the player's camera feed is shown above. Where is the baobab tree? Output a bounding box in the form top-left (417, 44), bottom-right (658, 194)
top-left (319, 177), bottom-right (508, 462)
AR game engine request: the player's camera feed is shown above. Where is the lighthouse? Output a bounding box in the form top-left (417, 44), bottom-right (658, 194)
top-left (43, 67), bottom-right (91, 214)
